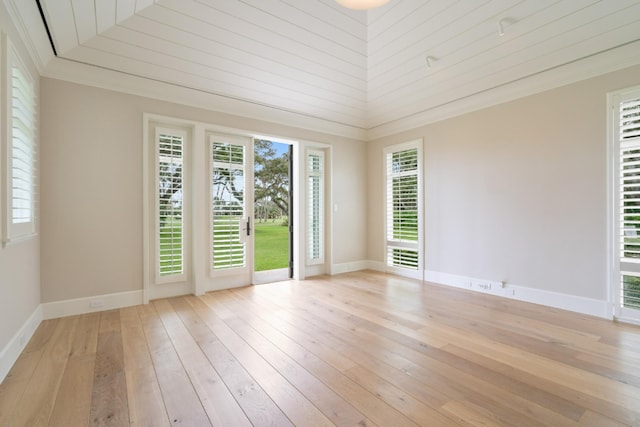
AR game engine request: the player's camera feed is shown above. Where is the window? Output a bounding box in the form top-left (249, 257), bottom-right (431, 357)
top-left (307, 150), bottom-right (324, 264)
top-left (3, 38), bottom-right (37, 245)
top-left (613, 89), bottom-right (640, 321)
top-left (156, 128), bottom-right (186, 282)
top-left (384, 140), bottom-right (422, 278)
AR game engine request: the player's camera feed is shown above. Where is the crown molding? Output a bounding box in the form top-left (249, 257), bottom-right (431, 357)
top-left (2, 0), bottom-right (54, 74)
top-left (42, 57), bottom-right (367, 141)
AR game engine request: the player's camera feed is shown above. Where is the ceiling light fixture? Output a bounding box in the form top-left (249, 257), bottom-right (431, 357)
top-left (498, 18), bottom-right (508, 36)
top-left (335, 0), bottom-right (390, 10)
top-left (425, 56), bottom-right (436, 69)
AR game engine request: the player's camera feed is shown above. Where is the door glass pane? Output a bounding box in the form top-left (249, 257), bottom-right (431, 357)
top-left (212, 141), bottom-right (246, 270)
top-left (158, 133), bottom-right (184, 277)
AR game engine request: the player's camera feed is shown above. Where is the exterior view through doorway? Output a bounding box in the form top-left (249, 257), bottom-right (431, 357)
top-left (253, 139), bottom-right (293, 284)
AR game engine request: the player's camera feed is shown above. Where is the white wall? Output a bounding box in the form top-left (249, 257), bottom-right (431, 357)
top-left (368, 64), bottom-right (640, 302)
top-left (40, 78), bottom-right (367, 303)
top-left (0, 2), bottom-right (41, 376)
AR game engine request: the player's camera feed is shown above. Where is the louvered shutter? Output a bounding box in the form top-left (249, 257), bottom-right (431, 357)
top-left (307, 150), bottom-right (324, 264)
top-left (10, 58), bottom-right (35, 225)
top-left (4, 44), bottom-right (37, 244)
top-left (211, 141), bottom-right (246, 270)
top-left (385, 142), bottom-right (422, 275)
top-left (157, 132), bottom-right (184, 278)
top-left (619, 96), bottom-right (640, 312)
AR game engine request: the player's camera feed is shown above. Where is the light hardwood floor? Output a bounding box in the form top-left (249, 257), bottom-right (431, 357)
top-left (1, 270), bottom-right (640, 426)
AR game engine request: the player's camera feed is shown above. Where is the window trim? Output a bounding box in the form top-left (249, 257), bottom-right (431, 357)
top-left (609, 85), bottom-right (640, 324)
top-left (144, 115), bottom-right (200, 303)
top-left (306, 148), bottom-right (325, 265)
top-left (383, 139), bottom-right (424, 280)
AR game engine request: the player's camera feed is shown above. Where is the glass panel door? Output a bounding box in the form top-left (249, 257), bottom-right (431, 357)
top-left (210, 133), bottom-right (253, 287)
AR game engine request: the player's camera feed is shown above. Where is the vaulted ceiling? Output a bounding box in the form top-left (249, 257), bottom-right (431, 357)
top-left (19, 0), bottom-right (640, 135)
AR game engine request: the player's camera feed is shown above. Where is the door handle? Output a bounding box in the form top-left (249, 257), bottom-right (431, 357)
top-left (246, 217), bottom-right (251, 236)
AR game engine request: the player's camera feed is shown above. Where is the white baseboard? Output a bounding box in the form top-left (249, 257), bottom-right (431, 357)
top-left (324, 264), bottom-right (610, 319)
top-left (330, 260), bottom-right (376, 275)
top-left (0, 305), bottom-right (42, 383)
top-left (42, 290), bottom-right (144, 320)
top-left (331, 260), bottom-right (427, 279)
top-left (304, 264), bottom-right (327, 277)
top-left (426, 270), bottom-right (611, 319)
top-left (364, 260), bottom-right (386, 272)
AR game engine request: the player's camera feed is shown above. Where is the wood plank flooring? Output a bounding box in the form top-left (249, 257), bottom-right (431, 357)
top-left (1, 270), bottom-right (640, 426)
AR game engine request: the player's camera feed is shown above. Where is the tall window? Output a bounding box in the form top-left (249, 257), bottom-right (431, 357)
top-left (613, 88), bottom-right (640, 321)
top-left (156, 129), bottom-right (185, 281)
top-left (385, 140), bottom-right (422, 278)
top-left (3, 40), bottom-right (37, 245)
top-left (307, 150), bottom-right (324, 264)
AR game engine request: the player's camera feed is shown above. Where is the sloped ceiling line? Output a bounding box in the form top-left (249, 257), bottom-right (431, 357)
top-left (35, 0), bottom-right (57, 55)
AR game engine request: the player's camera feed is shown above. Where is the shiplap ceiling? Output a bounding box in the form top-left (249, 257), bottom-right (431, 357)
top-left (36, 0), bottom-right (640, 131)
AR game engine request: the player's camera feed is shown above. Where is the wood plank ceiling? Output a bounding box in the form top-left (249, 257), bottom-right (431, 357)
top-left (38, 0), bottom-right (640, 131)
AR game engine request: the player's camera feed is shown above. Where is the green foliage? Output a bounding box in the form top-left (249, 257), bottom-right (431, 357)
top-left (254, 140), bottom-right (289, 221)
top-left (159, 216), bottom-right (183, 275)
top-left (393, 210), bottom-right (418, 241)
top-left (623, 275), bottom-right (640, 308)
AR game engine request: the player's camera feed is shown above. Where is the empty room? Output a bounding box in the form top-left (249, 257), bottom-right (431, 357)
top-left (1, 0), bottom-right (640, 425)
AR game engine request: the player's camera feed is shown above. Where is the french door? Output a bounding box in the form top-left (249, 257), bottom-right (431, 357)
top-left (209, 133), bottom-right (254, 289)
top-left (146, 117), bottom-right (313, 301)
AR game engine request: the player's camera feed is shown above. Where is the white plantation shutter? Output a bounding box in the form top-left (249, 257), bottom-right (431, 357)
top-left (211, 140), bottom-right (246, 270)
top-left (617, 94), bottom-right (640, 316)
top-left (620, 141), bottom-right (640, 260)
top-left (11, 59), bottom-right (35, 224)
top-left (621, 98), bottom-right (640, 140)
top-left (157, 131), bottom-right (185, 280)
top-left (307, 150), bottom-right (324, 264)
top-left (4, 43), bottom-right (37, 244)
top-left (385, 141), bottom-right (422, 276)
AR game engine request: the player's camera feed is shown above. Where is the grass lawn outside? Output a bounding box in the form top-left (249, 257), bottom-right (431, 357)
top-left (254, 221), bottom-right (289, 271)
top-left (161, 217), bottom-right (290, 273)
top-left (159, 216), bottom-right (183, 276)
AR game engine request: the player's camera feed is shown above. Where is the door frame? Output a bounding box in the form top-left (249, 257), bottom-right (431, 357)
top-left (144, 114), bottom-right (329, 303)
top-left (252, 139), bottom-right (295, 283)
top-left (143, 115), bottom-right (198, 303)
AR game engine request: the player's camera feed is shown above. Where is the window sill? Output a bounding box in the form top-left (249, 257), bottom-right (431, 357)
top-left (2, 232), bottom-right (38, 248)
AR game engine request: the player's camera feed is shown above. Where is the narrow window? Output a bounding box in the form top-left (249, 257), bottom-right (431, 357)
top-left (385, 141), bottom-right (422, 277)
top-left (614, 90), bottom-right (640, 321)
top-left (157, 130), bottom-right (184, 279)
top-left (307, 150), bottom-right (324, 264)
top-left (3, 41), bottom-right (37, 244)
